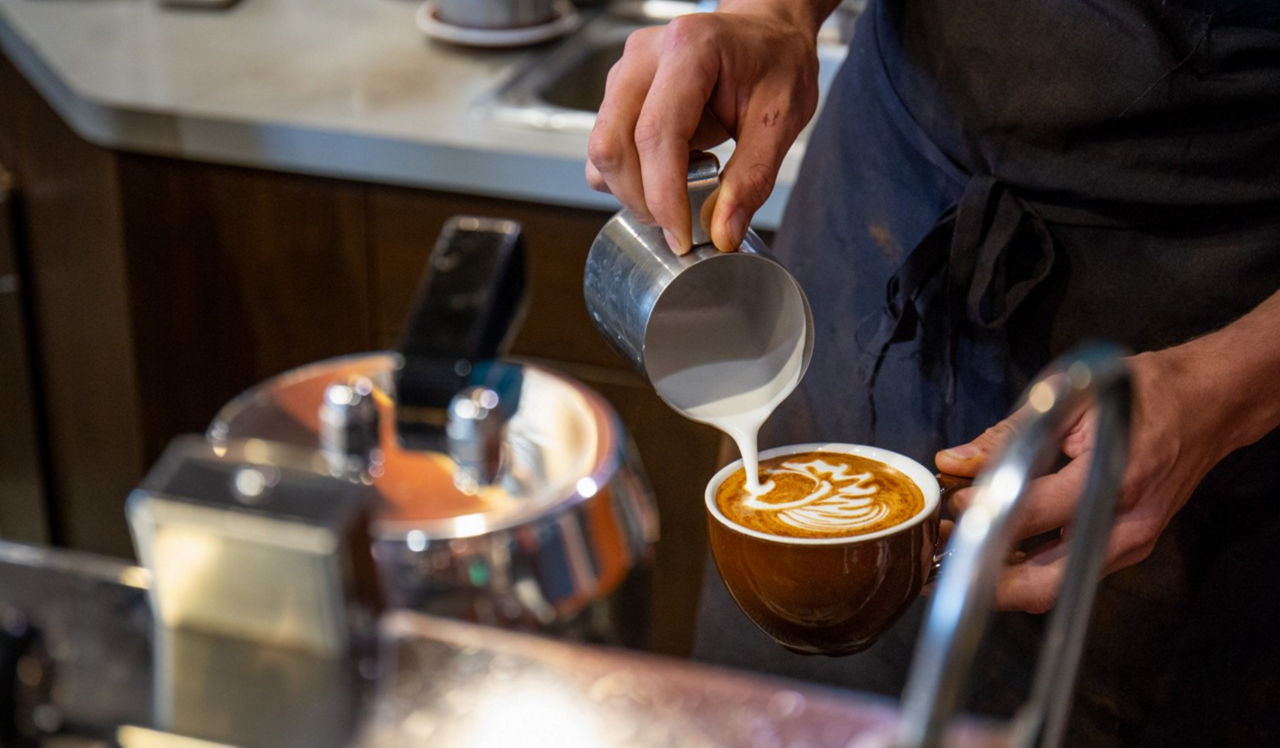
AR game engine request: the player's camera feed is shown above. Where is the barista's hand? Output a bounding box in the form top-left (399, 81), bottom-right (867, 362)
top-left (934, 337), bottom-right (1274, 614)
top-left (586, 1), bottom-right (832, 254)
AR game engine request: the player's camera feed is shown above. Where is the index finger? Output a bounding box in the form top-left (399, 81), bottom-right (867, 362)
top-left (588, 28), bottom-right (663, 223)
top-left (935, 381), bottom-right (1092, 477)
top-left (947, 455), bottom-right (1090, 542)
top-left (634, 17), bottom-right (721, 252)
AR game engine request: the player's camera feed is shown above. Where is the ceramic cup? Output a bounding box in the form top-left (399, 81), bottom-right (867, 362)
top-left (705, 443), bottom-right (941, 656)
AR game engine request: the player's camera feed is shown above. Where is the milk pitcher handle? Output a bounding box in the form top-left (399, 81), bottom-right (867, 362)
top-left (686, 150), bottom-right (720, 248)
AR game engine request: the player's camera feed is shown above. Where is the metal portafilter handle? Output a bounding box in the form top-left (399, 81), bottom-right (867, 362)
top-left (308, 216), bottom-right (531, 491)
top-left (895, 343), bottom-right (1133, 748)
top-left (393, 215), bottom-right (527, 459)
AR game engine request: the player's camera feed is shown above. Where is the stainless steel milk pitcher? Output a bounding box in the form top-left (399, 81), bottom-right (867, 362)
top-left (583, 151), bottom-right (814, 420)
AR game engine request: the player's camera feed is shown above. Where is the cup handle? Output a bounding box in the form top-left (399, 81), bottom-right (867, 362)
top-left (927, 473), bottom-right (1065, 584)
top-left (936, 472), bottom-right (973, 518)
top-left (927, 473), bottom-right (972, 583)
top-left (927, 548), bottom-right (952, 584)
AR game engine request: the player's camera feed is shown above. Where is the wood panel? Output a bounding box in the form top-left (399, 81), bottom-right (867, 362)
top-left (0, 164), bottom-right (52, 544)
top-left (365, 185), bottom-right (622, 366)
top-left (0, 52), bottom-right (144, 557)
top-left (117, 155), bottom-right (370, 465)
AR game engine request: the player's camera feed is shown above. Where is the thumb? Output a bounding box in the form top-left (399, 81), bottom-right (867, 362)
top-left (935, 418), bottom-right (1020, 477)
top-left (709, 125), bottom-right (790, 252)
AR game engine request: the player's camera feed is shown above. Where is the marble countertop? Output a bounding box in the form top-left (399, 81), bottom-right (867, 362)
top-left (0, 0), bottom-right (834, 227)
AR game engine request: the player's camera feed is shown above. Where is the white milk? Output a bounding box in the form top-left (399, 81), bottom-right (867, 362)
top-left (641, 253), bottom-right (811, 493)
top-left (652, 324), bottom-right (808, 493)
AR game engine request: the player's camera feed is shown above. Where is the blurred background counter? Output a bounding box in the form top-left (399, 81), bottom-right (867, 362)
top-left (0, 0), bottom-right (848, 656)
top-left (0, 0), bottom-right (814, 221)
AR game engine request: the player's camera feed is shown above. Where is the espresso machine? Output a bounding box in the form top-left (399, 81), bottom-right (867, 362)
top-left (2, 214), bottom-right (673, 744)
top-left (148, 215), bottom-right (659, 649)
top-left (0, 212), bottom-right (1130, 747)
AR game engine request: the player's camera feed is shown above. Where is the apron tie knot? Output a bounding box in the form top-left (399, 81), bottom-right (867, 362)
top-left (856, 175), bottom-right (1057, 435)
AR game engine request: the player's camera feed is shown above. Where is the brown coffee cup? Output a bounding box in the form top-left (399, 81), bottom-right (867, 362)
top-left (705, 443), bottom-right (941, 656)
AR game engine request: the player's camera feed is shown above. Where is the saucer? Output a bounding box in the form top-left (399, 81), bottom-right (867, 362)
top-left (416, 1), bottom-right (582, 49)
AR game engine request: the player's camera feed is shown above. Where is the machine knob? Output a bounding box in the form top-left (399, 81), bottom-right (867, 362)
top-left (446, 386), bottom-right (508, 493)
top-left (319, 377), bottom-right (382, 479)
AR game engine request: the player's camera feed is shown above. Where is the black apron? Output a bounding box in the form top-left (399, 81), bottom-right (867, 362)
top-left (692, 1), bottom-right (1280, 745)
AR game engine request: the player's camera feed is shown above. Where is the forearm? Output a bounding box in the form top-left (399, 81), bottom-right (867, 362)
top-left (718, 0), bottom-right (844, 38)
top-left (1157, 288), bottom-right (1280, 454)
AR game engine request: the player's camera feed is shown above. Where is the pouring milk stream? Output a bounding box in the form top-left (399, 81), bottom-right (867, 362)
top-left (651, 316), bottom-right (809, 493)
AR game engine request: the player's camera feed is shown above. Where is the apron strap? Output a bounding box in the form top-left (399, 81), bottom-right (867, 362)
top-left (856, 175), bottom-right (1057, 436)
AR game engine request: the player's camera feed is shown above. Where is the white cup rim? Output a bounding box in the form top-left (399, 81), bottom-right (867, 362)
top-left (705, 442), bottom-right (941, 545)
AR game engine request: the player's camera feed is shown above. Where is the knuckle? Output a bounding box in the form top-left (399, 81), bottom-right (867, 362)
top-left (1129, 540), bottom-right (1157, 565)
top-left (1024, 589), bottom-right (1058, 615)
top-left (1109, 522), bottom-right (1157, 568)
top-left (633, 114), bottom-right (666, 154)
top-left (586, 132), bottom-right (623, 174)
top-left (585, 165), bottom-right (607, 192)
top-left (982, 419), bottom-right (1018, 446)
top-left (1118, 476), bottom-right (1144, 510)
top-left (735, 162), bottom-right (777, 208)
top-left (604, 59), bottom-right (624, 88)
top-left (1002, 565), bottom-right (1062, 615)
top-left (621, 31), bottom-right (642, 55)
top-left (662, 15), bottom-right (710, 49)
top-left (622, 26), bottom-right (657, 56)
top-left (646, 188), bottom-right (680, 221)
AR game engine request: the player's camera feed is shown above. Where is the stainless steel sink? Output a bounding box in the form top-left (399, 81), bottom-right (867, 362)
top-left (479, 11), bottom-right (647, 131)
top-left (480, 2), bottom-right (853, 133)
top-left (537, 36), bottom-right (627, 113)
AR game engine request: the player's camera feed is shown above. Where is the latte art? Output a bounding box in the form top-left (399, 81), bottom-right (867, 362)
top-left (717, 451), bottom-right (925, 539)
top-left (743, 459), bottom-right (890, 533)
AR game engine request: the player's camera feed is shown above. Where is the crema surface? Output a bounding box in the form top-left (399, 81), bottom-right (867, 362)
top-left (716, 451), bottom-right (924, 539)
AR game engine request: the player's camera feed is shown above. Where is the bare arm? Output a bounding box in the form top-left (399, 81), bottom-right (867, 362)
top-left (587, 0), bottom-right (843, 253)
top-left (937, 288), bottom-right (1280, 612)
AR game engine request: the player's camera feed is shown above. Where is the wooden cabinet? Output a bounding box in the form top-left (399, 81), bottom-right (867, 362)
top-left (0, 163), bottom-right (52, 544)
top-left (0, 50), bottom-right (719, 655)
top-left (0, 52), bottom-right (145, 557)
top-left (116, 156), bottom-right (373, 462)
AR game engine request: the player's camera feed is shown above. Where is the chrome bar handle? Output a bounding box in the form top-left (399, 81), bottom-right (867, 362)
top-left (895, 343), bottom-right (1132, 748)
